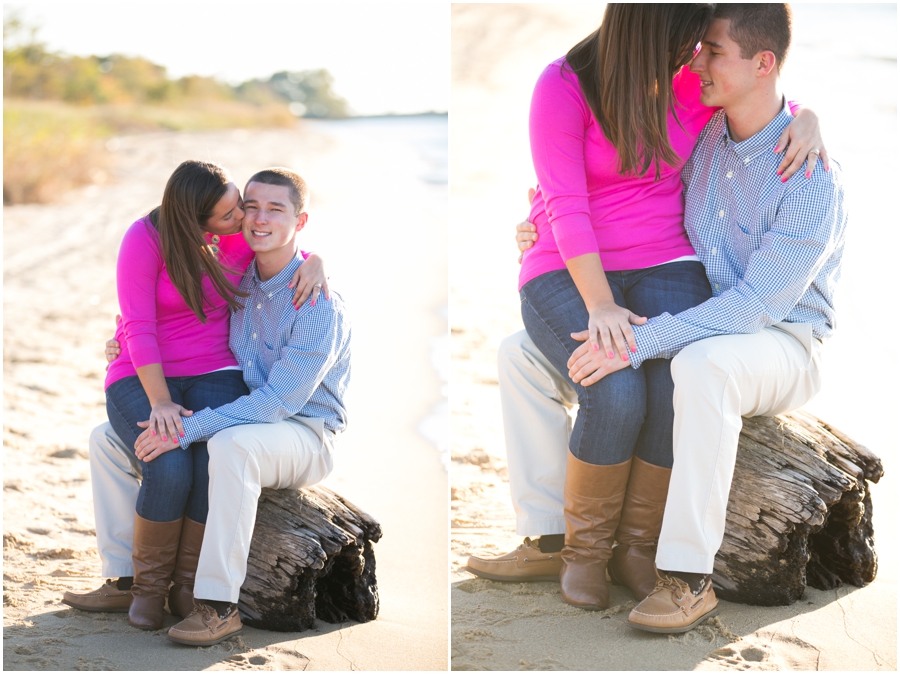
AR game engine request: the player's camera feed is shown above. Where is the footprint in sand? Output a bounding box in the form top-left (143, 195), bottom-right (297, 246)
top-left (697, 634), bottom-right (820, 670)
top-left (217, 648), bottom-right (311, 671)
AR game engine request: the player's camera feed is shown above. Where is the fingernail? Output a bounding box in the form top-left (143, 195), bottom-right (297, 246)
top-left (622, 355), bottom-right (628, 361)
top-left (311, 300), bottom-right (316, 307)
top-left (776, 169), bottom-right (783, 175)
top-left (781, 176), bottom-right (787, 183)
top-left (607, 351), bottom-right (614, 358)
top-left (180, 433), bottom-right (184, 438)
top-left (151, 430), bottom-right (156, 436)
top-left (593, 344), bottom-right (599, 351)
top-left (162, 436), bottom-right (167, 441)
top-left (631, 346), bottom-right (637, 353)
top-left (805, 172), bottom-right (810, 178)
top-left (773, 146), bottom-right (780, 152)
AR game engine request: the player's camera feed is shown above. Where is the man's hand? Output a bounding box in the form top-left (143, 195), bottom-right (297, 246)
top-left (567, 330), bottom-right (631, 386)
top-left (134, 421), bottom-right (181, 462)
top-left (105, 314), bottom-right (122, 372)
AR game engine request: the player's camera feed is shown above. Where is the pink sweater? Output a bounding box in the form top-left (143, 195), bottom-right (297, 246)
top-left (519, 59), bottom-right (716, 289)
top-left (105, 217), bottom-right (252, 389)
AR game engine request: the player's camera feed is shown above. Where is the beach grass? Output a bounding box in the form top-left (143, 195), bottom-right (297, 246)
top-left (3, 99), bottom-right (297, 204)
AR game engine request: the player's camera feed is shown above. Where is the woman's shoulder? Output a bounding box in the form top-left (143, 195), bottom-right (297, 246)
top-left (533, 57), bottom-right (587, 107)
top-left (119, 215), bottom-right (162, 258)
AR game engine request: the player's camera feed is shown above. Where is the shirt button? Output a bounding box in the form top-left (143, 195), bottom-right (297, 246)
top-left (211, 235), bottom-right (220, 244)
top-left (247, 361), bottom-right (252, 366)
top-left (744, 157), bottom-right (750, 163)
top-left (718, 210), bottom-right (725, 217)
top-left (726, 171), bottom-right (733, 178)
top-left (256, 303), bottom-right (262, 309)
top-left (252, 333), bottom-right (257, 339)
top-left (268, 293), bottom-right (273, 298)
top-left (211, 245), bottom-right (219, 253)
top-left (714, 284), bottom-right (720, 291)
top-left (711, 247), bottom-right (717, 255)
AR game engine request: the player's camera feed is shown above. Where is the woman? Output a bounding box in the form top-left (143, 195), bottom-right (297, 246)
top-left (65, 160), bottom-right (327, 630)
top-left (515, 4), bottom-right (823, 610)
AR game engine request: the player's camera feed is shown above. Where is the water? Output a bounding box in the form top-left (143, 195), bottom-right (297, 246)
top-left (303, 114), bottom-right (449, 469)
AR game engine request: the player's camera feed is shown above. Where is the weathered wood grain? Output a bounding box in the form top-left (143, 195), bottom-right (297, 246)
top-left (712, 411), bottom-right (882, 605)
top-left (237, 485), bottom-right (383, 632)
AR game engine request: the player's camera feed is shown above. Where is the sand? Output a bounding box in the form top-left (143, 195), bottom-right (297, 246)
top-left (450, 4), bottom-right (897, 671)
top-left (3, 120), bottom-right (449, 670)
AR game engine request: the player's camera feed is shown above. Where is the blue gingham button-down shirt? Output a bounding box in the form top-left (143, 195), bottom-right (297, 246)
top-left (180, 254), bottom-right (351, 447)
top-left (630, 100), bottom-right (847, 368)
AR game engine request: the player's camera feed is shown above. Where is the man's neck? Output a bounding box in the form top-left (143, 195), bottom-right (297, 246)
top-left (256, 245), bottom-right (299, 282)
top-left (723, 85), bottom-right (783, 143)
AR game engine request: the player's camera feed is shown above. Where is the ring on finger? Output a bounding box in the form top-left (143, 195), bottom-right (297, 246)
top-left (314, 283), bottom-right (323, 289)
top-left (808, 148), bottom-right (820, 156)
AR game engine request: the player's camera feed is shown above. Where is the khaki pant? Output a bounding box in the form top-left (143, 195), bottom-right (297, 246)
top-left (87, 417), bottom-right (334, 598)
top-left (88, 422), bottom-right (142, 577)
top-left (657, 324), bottom-right (823, 573)
top-left (498, 323), bottom-right (823, 573)
top-left (498, 330), bottom-right (573, 536)
top-left (194, 417), bottom-right (334, 602)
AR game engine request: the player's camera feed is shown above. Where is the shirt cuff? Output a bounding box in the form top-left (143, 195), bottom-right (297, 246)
top-left (179, 414), bottom-right (206, 448)
top-left (630, 322), bottom-right (664, 369)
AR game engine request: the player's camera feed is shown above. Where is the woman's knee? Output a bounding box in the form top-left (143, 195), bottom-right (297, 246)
top-left (142, 449), bottom-right (193, 494)
top-left (576, 367), bottom-right (647, 419)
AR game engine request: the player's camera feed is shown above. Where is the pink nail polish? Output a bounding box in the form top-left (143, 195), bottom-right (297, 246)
top-left (805, 172), bottom-right (810, 178)
top-left (593, 344), bottom-right (599, 351)
top-left (311, 301), bottom-right (316, 307)
top-left (776, 169), bottom-right (783, 176)
top-left (773, 146), bottom-right (780, 153)
top-left (781, 176), bottom-right (788, 183)
top-left (622, 354), bottom-right (628, 361)
top-left (162, 436), bottom-right (167, 441)
top-left (151, 430), bottom-right (156, 436)
top-left (631, 346), bottom-right (637, 353)
top-left (607, 351), bottom-right (614, 358)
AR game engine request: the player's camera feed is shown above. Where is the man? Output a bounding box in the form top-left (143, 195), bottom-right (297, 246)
top-left (66, 168), bottom-right (351, 646)
top-left (470, 3), bottom-right (846, 634)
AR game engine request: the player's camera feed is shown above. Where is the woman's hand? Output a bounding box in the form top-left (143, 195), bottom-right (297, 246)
top-left (567, 329), bottom-right (631, 385)
top-left (776, 108), bottom-right (830, 181)
top-left (516, 220), bottom-right (538, 264)
top-left (146, 400), bottom-right (193, 444)
top-left (586, 301), bottom-right (647, 361)
top-left (289, 253), bottom-right (329, 309)
top-left (134, 424), bottom-right (181, 462)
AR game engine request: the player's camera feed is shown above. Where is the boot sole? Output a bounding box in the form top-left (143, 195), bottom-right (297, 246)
top-left (627, 606), bottom-right (719, 634)
top-left (61, 599), bottom-right (129, 613)
top-left (167, 628), bottom-right (243, 647)
top-left (464, 566), bottom-right (560, 582)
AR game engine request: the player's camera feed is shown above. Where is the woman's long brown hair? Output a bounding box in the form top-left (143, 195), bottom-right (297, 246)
top-left (148, 160), bottom-right (246, 322)
top-left (566, 3), bottom-right (713, 179)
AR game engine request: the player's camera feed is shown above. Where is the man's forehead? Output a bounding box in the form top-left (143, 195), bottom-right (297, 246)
top-left (244, 181), bottom-right (291, 201)
top-left (702, 17), bottom-right (732, 47)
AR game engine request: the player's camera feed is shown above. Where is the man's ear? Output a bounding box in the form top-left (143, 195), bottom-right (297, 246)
top-left (755, 51), bottom-right (778, 78)
top-left (296, 212), bottom-right (309, 233)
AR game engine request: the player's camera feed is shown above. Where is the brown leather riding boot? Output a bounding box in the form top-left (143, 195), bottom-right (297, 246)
top-left (168, 518), bottom-right (205, 619)
top-left (608, 457), bottom-right (672, 601)
top-left (559, 453), bottom-right (631, 610)
top-left (128, 514), bottom-right (182, 630)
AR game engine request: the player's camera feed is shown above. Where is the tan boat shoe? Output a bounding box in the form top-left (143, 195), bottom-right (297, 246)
top-left (167, 602), bottom-right (243, 646)
top-left (62, 580), bottom-right (132, 613)
top-left (465, 537), bottom-right (563, 582)
top-left (627, 574), bottom-right (719, 633)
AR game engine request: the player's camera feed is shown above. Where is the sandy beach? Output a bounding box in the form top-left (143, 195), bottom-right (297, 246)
top-left (450, 4), bottom-right (897, 671)
top-left (3, 118), bottom-right (449, 670)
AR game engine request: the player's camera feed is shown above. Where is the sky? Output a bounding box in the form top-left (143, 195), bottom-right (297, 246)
top-left (4, 2), bottom-right (449, 116)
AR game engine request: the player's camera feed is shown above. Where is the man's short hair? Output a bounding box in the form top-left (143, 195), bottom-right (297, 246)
top-left (713, 3), bottom-right (792, 71)
top-left (246, 167), bottom-right (308, 216)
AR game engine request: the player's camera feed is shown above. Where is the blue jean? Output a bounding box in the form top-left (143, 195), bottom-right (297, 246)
top-left (106, 370), bottom-right (249, 523)
top-left (520, 262), bottom-right (712, 467)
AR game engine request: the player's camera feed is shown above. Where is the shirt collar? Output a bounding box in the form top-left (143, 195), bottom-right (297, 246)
top-left (722, 96), bottom-right (793, 163)
top-left (248, 253), bottom-right (304, 294)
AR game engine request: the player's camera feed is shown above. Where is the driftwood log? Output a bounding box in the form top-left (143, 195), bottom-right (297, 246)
top-left (237, 485), bottom-right (383, 632)
top-left (713, 410), bottom-right (883, 606)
